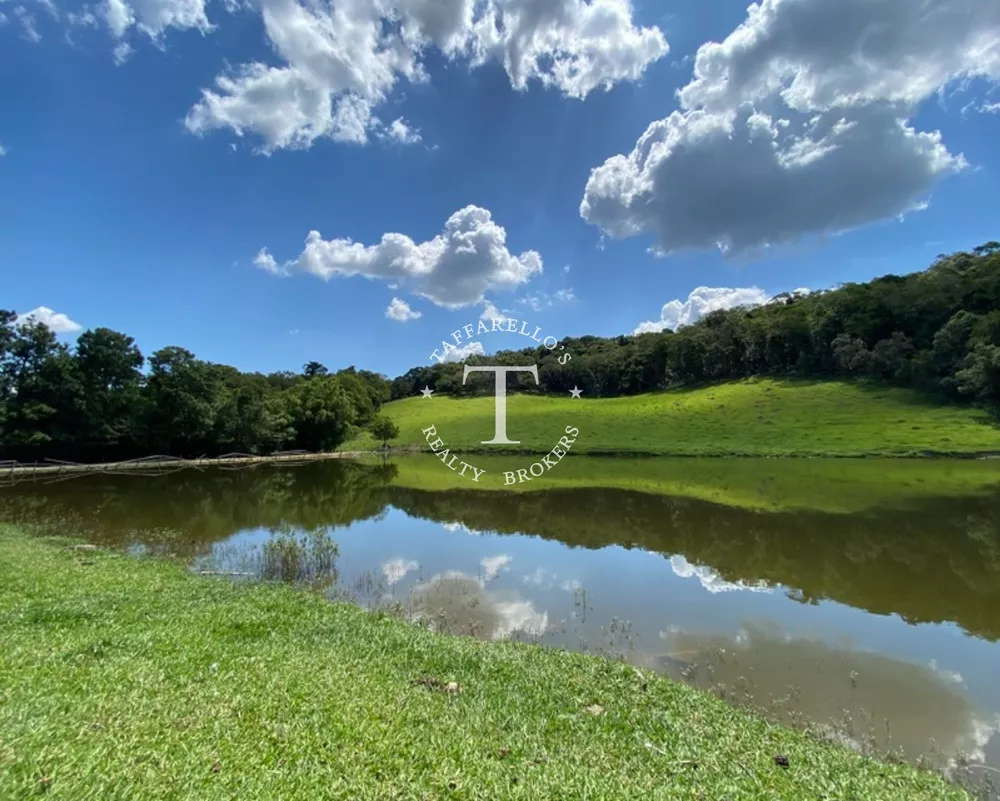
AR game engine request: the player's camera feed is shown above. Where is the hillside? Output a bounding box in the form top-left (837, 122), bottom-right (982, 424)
top-left (344, 378), bottom-right (1000, 457)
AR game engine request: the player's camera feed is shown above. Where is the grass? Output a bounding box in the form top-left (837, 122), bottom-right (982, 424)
top-left (380, 454), bottom-right (1000, 513)
top-left (0, 525), bottom-right (968, 800)
top-left (342, 378), bottom-right (1000, 457)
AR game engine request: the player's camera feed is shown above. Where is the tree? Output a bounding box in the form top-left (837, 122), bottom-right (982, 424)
top-left (955, 344), bottom-right (1000, 402)
top-left (870, 332), bottom-right (915, 380)
top-left (303, 361), bottom-right (329, 378)
top-left (75, 328), bottom-right (144, 453)
top-left (283, 376), bottom-right (356, 452)
top-left (832, 334), bottom-right (871, 375)
top-left (143, 347), bottom-right (222, 454)
top-left (1, 319), bottom-right (85, 453)
top-left (369, 414), bottom-right (400, 448)
top-left (334, 371), bottom-right (376, 425)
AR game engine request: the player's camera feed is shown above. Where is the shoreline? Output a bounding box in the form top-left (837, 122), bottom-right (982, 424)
top-left (3, 446), bottom-right (1000, 479)
top-left (0, 451), bottom-right (369, 478)
top-left (377, 445), bottom-right (1000, 460)
top-left (0, 525), bottom-right (971, 800)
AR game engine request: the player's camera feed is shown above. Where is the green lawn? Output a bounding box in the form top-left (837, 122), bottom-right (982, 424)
top-left (379, 453), bottom-right (1000, 513)
top-left (0, 526), bottom-right (967, 800)
top-left (344, 379), bottom-right (1000, 457)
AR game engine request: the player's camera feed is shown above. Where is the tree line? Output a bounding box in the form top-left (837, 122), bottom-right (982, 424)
top-left (0, 314), bottom-right (394, 461)
top-left (3, 241), bottom-right (998, 461)
top-left (391, 242), bottom-right (1000, 405)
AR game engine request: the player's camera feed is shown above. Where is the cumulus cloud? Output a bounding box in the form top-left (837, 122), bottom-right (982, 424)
top-left (438, 341), bottom-right (485, 363)
top-left (480, 300), bottom-right (509, 323)
top-left (185, 0), bottom-right (667, 152)
top-left (669, 555), bottom-right (772, 594)
top-left (381, 117), bottom-right (422, 145)
top-left (385, 296), bottom-right (422, 322)
top-left (381, 558), bottom-right (419, 586)
top-left (634, 286), bottom-right (771, 334)
top-left (480, 554), bottom-right (511, 581)
top-left (111, 40), bottom-right (134, 65)
top-left (100, 0), bottom-right (212, 42)
top-left (410, 570), bottom-right (547, 640)
top-left (679, 0), bottom-right (1000, 114)
top-left (582, 0), bottom-right (995, 254)
top-left (442, 521), bottom-right (489, 536)
top-left (16, 306), bottom-right (82, 334)
top-left (257, 205), bottom-right (543, 308)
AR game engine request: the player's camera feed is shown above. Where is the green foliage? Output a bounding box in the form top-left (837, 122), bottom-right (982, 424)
top-left (258, 529), bottom-right (339, 584)
top-left (369, 413), bottom-right (400, 447)
top-left (389, 243), bottom-right (1000, 410)
top-left (0, 321), bottom-right (391, 461)
top-left (282, 376), bottom-right (357, 451)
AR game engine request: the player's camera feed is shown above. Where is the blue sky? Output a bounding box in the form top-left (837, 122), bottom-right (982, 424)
top-left (2, 0), bottom-right (999, 377)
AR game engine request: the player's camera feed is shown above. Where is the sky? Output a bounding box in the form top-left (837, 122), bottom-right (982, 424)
top-left (2, 0), bottom-right (999, 378)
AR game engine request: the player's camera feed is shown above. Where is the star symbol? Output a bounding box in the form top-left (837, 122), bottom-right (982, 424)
top-left (420, 386), bottom-right (435, 399)
top-left (569, 386), bottom-right (583, 399)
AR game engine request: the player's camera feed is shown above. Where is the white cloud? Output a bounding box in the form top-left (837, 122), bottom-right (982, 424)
top-left (111, 40), bottom-right (134, 65)
top-left (442, 521), bottom-right (488, 535)
top-left (981, 101), bottom-right (1000, 114)
top-left (929, 660), bottom-right (964, 687)
top-left (581, 0), bottom-right (994, 254)
top-left (410, 570), bottom-right (548, 639)
top-left (14, 5), bottom-right (42, 41)
top-left (518, 288), bottom-right (576, 311)
top-left (382, 117), bottom-right (422, 145)
top-left (16, 306), bottom-right (82, 334)
top-left (583, 106), bottom-right (965, 255)
top-left (439, 341), bottom-right (485, 363)
top-left (34, 0), bottom-right (58, 21)
top-left (101, 0), bottom-right (211, 41)
top-left (523, 566), bottom-right (554, 587)
top-left (480, 554), bottom-right (511, 581)
top-left (480, 300), bottom-right (509, 323)
top-left (669, 555), bottom-right (772, 595)
top-left (66, 7), bottom-right (99, 27)
top-left (257, 205), bottom-right (543, 308)
top-left (385, 296), bottom-right (422, 322)
top-left (0, 143), bottom-right (7, 157)
top-left (185, 66), bottom-right (368, 153)
top-left (381, 558), bottom-right (419, 586)
top-left (634, 286), bottom-right (770, 334)
top-left (679, 0), bottom-right (1000, 115)
top-left (185, 0), bottom-right (667, 152)
top-left (253, 248), bottom-right (286, 275)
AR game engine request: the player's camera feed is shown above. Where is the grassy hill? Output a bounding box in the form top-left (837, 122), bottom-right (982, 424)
top-left (344, 378), bottom-right (1000, 457)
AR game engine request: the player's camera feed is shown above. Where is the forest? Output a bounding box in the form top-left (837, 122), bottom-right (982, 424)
top-left (2, 242), bottom-right (999, 461)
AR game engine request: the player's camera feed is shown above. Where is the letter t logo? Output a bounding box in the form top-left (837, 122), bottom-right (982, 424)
top-left (463, 365), bottom-right (539, 444)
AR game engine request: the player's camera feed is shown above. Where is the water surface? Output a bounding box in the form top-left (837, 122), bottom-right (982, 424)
top-left (3, 456), bottom-right (1000, 777)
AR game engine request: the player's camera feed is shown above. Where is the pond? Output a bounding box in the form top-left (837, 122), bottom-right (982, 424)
top-left (3, 455), bottom-right (1000, 781)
